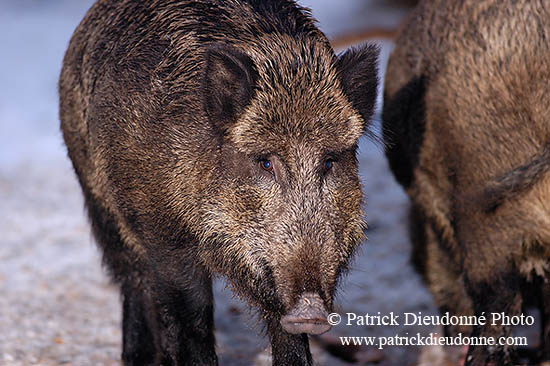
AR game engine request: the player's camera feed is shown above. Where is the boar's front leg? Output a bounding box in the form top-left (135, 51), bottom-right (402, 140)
top-left (461, 224), bottom-right (522, 366)
top-left (464, 275), bottom-right (521, 366)
top-left (409, 204), bottom-right (474, 337)
top-left (267, 316), bottom-right (312, 366)
top-left (122, 284), bottom-right (158, 365)
top-left (152, 260), bottom-right (218, 366)
top-left (121, 262), bottom-right (217, 366)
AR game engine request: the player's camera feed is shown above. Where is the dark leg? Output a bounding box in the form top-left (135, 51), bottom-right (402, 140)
top-left (464, 272), bottom-right (522, 366)
top-left (455, 202), bottom-right (527, 366)
top-left (267, 316), bottom-right (312, 366)
top-left (122, 285), bottom-right (159, 366)
top-left (153, 261), bottom-right (218, 366)
top-left (84, 193), bottom-right (217, 365)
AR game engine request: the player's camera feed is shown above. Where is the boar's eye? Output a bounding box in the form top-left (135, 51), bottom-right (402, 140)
top-left (323, 159), bottom-right (334, 171)
top-left (260, 159), bottom-right (273, 172)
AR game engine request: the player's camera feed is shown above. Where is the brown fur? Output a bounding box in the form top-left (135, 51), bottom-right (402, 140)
top-left (59, 1), bottom-right (378, 365)
top-left (383, 1), bottom-right (550, 365)
top-left (469, 144), bottom-right (550, 213)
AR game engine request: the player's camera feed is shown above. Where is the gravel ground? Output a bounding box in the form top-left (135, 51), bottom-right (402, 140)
top-left (0, 1), bottom-right (452, 365)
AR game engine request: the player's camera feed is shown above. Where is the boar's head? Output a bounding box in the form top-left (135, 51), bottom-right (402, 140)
top-left (198, 37), bottom-right (378, 334)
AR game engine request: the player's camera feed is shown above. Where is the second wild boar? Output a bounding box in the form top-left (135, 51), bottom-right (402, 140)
top-left (382, 0), bottom-right (550, 365)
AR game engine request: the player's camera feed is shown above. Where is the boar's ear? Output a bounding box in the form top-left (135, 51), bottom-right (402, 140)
top-left (336, 43), bottom-right (379, 131)
top-left (203, 44), bottom-right (258, 132)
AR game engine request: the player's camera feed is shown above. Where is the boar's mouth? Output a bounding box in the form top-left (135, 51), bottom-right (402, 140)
top-left (280, 292), bottom-right (331, 335)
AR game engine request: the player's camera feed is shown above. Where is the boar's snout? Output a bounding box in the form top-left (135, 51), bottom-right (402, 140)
top-left (280, 292), bottom-right (331, 335)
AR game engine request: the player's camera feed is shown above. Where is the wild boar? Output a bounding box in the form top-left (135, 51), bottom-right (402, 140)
top-left (382, 0), bottom-right (550, 365)
top-left (59, 0), bottom-right (379, 365)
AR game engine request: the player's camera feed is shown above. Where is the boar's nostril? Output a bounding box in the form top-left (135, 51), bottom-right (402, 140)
top-left (280, 314), bottom-right (331, 335)
top-left (280, 292), bottom-right (331, 335)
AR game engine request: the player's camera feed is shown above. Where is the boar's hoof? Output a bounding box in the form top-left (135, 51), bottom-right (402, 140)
top-left (280, 292), bottom-right (331, 335)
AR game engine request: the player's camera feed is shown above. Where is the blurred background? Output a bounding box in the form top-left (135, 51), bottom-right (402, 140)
top-left (0, 1), bottom-right (447, 366)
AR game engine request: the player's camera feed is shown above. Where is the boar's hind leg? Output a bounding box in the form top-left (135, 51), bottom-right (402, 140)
top-left (267, 317), bottom-right (312, 366)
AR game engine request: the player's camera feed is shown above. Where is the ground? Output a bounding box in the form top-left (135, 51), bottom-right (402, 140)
top-left (0, 1), bottom-right (527, 366)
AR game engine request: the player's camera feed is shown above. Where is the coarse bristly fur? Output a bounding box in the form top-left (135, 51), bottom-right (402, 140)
top-left (382, 1), bottom-right (550, 365)
top-left (59, 1), bottom-right (379, 365)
